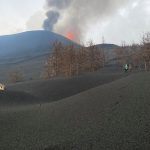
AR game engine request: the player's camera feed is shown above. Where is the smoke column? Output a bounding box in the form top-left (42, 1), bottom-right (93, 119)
top-left (43, 0), bottom-right (135, 43)
top-left (43, 10), bottom-right (60, 31)
top-left (43, 0), bottom-right (71, 32)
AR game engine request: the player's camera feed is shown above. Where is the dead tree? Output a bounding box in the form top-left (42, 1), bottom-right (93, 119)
top-left (142, 33), bottom-right (150, 71)
top-left (44, 41), bottom-right (64, 78)
top-left (45, 41), bottom-right (104, 79)
top-left (86, 41), bottom-right (103, 72)
top-left (115, 46), bottom-right (126, 67)
top-left (130, 44), bottom-right (142, 70)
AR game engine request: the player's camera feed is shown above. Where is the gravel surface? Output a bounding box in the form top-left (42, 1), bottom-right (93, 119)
top-left (7, 71), bottom-right (126, 103)
top-left (0, 72), bottom-right (150, 150)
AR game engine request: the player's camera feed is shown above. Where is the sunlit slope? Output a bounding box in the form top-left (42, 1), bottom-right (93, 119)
top-left (0, 72), bottom-right (150, 149)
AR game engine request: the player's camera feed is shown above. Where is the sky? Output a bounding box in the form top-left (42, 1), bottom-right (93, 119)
top-left (0, 0), bottom-right (150, 45)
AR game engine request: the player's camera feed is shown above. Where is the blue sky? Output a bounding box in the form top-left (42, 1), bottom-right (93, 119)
top-left (0, 0), bottom-right (150, 45)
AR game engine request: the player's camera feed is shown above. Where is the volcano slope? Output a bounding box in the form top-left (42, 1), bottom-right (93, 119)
top-left (0, 90), bottom-right (40, 108)
top-left (0, 72), bottom-right (150, 150)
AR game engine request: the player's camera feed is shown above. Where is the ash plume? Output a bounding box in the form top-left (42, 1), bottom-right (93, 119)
top-left (43, 10), bottom-right (60, 31)
top-left (43, 0), bottom-right (134, 42)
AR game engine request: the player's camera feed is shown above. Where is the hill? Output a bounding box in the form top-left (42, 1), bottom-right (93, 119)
top-left (0, 30), bottom-right (78, 63)
top-left (0, 31), bottom-right (119, 64)
top-left (0, 30), bottom-right (79, 82)
top-left (95, 43), bottom-right (119, 49)
top-left (0, 91), bottom-right (39, 106)
top-left (0, 31), bottom-right (120, 83)
top-left (95, 43), bottom-right (119, 64)
top-left (0, 72), bottom-right (150, 149)
top-left (7, 71), bottom-right (125, 103)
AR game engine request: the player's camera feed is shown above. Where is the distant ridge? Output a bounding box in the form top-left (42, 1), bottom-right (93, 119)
top-left (95, 43), bottom-right (119, 49)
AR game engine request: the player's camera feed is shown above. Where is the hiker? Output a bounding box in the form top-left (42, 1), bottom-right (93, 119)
top-left (124, 64), bottom-right (129, 72)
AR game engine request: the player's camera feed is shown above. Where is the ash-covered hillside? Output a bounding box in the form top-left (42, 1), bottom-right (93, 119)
top-left (0, 31), bottom-right (120, 83)
top-left (0, 30), bottom-right (78, 63)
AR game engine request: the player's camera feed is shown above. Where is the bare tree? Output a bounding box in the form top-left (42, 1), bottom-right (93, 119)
top-left (44, 41), bottom-right (64, 78)
top-left (142, 32), bottom-right (150, 71)
top-left (115, 46), bottom-right (126, 67)
top-left (86, 41), bottom-right (103, 72)
top-left (62, 44), bottom-right (76, 77)
top-left (45, 41), bottom-right (104, 79)
top-left (130, 44), bottom-right (142, 70)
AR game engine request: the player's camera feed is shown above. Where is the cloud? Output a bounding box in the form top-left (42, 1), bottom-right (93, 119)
top-left (85, 0), bottom-right (150, 45)
top-left (26, 11), bottom-right (46, 30)
top-left (0, 18), bottom-right (26, 35)
top-left (43, 0), bottom-right (150, 44)
top-left (46, 0), bottom-right (71, 9)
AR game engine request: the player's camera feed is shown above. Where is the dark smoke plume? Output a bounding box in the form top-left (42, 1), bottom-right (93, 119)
top-left (43, 10), bottom-right (60, 31)
top-left (43, 0), bottom-right (71, 31)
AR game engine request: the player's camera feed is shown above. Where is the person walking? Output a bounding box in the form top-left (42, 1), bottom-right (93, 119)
top-left (124, 64), bottom-right (129, 72)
